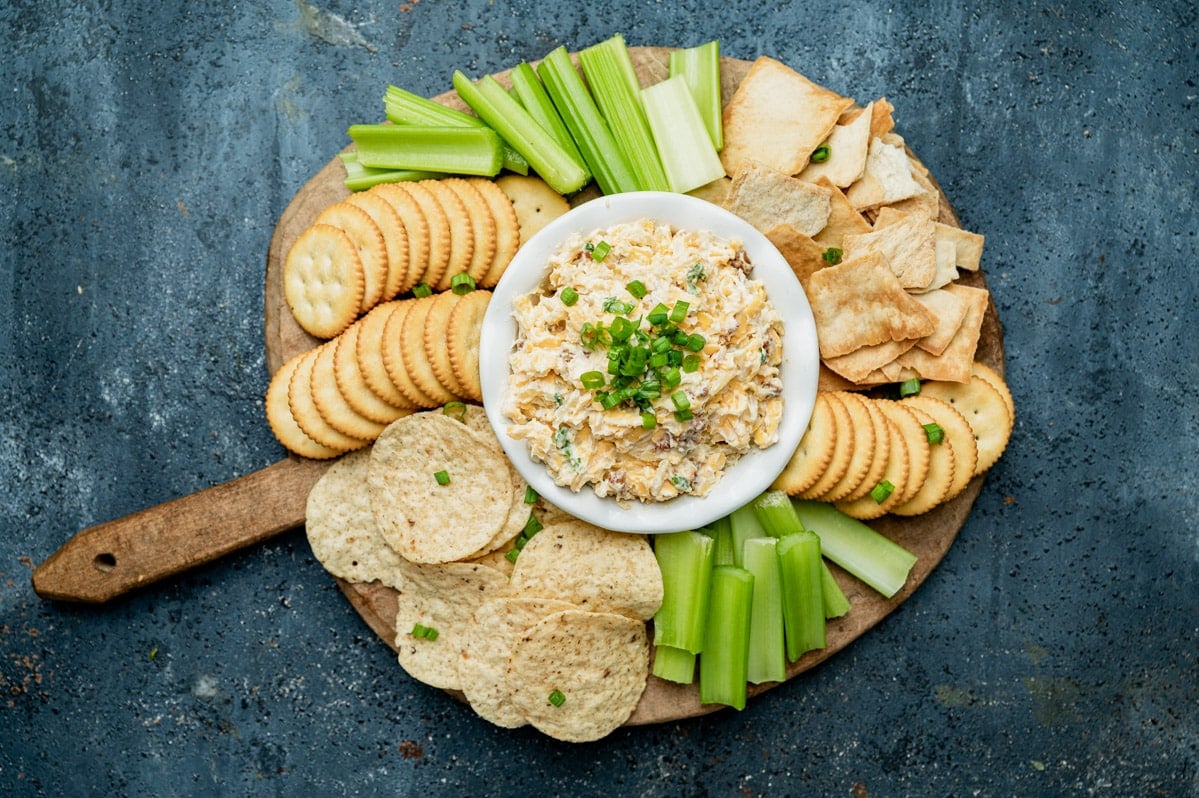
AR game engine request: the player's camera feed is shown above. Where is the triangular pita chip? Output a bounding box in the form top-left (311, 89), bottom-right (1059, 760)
top-left (723, 160), bottom-right (832, 237)
top-left (806, 251), bottom-right (937, 359)
top-left (720, 56), bottom-right (855, 177)
top-left (895, 283), bottom-right (989, 381)
top-left (845, 136), bottom-right (927, 211)
top-left (765, 224), bottom-right (829, 289)
top-left (911, 288), bottom-right (968, 356)
top-left (842, 207), bottom-right (938, 290)
top-left (935, 222), bottom-right (985, 270)
top-left (811, 176), bottom-right (871, 249)
top-left (799, 101), bottom-right (873, 187)
top-left (869, 97), bottom-right (896, 139)
top-left (823, 338), bottom-right (919, 383)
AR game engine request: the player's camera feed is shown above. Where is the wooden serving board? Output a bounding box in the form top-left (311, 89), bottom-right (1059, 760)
top-left (263, 47), bottom-right (1004, 726)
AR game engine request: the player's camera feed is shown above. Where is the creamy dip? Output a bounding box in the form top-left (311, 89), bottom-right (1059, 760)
top-left (502, 218), bottom-right (784, 504)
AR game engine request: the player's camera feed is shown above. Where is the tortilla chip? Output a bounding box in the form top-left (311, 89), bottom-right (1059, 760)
top-left (720, 56), bottom-right (855, 177)
top-left (895, 283), bottom-right (989, 381)
top-left (811, 176), bottom-right (872, 249)
top-left (722, 160), bottom-right (832, 237)
top-left (765, 224), bottom-right (829, 288)
top-left (845, 136), bottom-right (928, 211)
top-left (842, 207), bottom-right (938, 290)
top-left (799, 101), bottom-right (873, 187)
top-left (805, 251), bottom-right (937, 359)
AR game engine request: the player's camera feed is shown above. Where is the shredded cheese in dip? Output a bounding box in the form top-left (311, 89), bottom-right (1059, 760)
top-left (503, 218), bottom-right (784, 504)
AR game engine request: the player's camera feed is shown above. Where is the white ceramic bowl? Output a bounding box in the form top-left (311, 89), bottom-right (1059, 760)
top-left (480, 191), bottom-right (819, 534)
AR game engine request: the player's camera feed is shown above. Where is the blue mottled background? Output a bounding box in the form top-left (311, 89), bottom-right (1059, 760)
top-left (2, 1), bottom-right (1196, 795)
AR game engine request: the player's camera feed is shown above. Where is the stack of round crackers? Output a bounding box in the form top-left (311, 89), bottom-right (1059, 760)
top-left (303, 406), bottom-right (663, 742)
top-left (772, 361), bottom-right (1013, 518)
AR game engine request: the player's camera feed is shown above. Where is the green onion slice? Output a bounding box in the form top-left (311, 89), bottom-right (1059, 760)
top-left (580, 370), bottom-right (606, 390)
top-left (899, 378), bottom-right (922, 397)
top-left (433, 470), bottom-right (451, 486)
top-left (811, 144), bottom-right (831, 163)
top-left (626, 279), bottom-right (647, 299)
top-left (547, 689), bottom-right (566, 707)
top-left (412, 283), bottom-right (433, 298)
top-left (821, 247), bottom-right (843, 265)
top-left (923, 422), bottom-right (944, 444)
top-left (591, 241), bottom-right (611, 261)
top-left (669, 300), bottom-right (690, 323)
top-left (870, 480), bottom-right (895, 503)
top-left (523, 486), bottom-right (538, 504)
top-left (442, 401), bottom-right (467, 420)
top-left (450, 272), bottom-right (476, 294)
top-left (560, 286), bottom-right (579, 306)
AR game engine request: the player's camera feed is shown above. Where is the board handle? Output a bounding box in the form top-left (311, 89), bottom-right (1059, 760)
top-left (32, 457), bottom-right (328, 604)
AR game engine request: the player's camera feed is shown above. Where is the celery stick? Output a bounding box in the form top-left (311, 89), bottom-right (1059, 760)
top-left (507, 62), bottom-right (586, 170)
top-left (338, 151), bottom-right (445, 191)
top-left (709, 514), bottom-right (735, 566)
top-left (751, 490), bottom-right (807, 537)
top-left (728, 503), bottom-right (769, 568)
top-left (641, 75), bottom-right (726, 194)
top-left (742, 538), bottom-right (786, 684)
top-left (451, 70), bottom-right (589, 195)
top-left (383, 85), bottom-right (529, 174)
top-left (777, 531), bottom-right (826, 661)
top-left (347, 125), bottom-right (503, 176)
top-left (820, 560), bottom-right (851, 619)
top-left (578, 34), bottom-right (670, 192)
top-left (698, 566), bottom-right (754, 710)
top-left (537, 46), bottom-right (640, 195)
top-left (652, 530), bottom-right (715, 654)
top-left (791, 500), bottom-right (917, 598)
top-left (652, 644), bottom-right (697, 684)
top-left (668, 40), bottom-right (723, 151)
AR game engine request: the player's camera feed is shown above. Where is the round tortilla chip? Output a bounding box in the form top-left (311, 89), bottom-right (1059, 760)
top-left (305, 448), bottom-right (405, 587)
top-left (509, 520), bottom-right (663, 621)
top-left (367, 412), bottom-right (511, 563)
top-left (506, 609), bottom-right (649, 743)
top-left (392, 559), bottom-right (510, 691)
top-left (458, 596), bottom-right (576, 729)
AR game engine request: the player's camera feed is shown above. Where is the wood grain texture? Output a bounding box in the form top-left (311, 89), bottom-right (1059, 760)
top-left (262, 48), bottom-right (1005, 726)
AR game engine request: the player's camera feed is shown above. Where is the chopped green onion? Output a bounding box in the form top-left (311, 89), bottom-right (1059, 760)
top-left (450, 71), bottom-right (589, 194)
top-left (790, 500), bottom-right (917, 598)
top-left (505, 549), bottom-right (520, 564)
top-left (776, 530), bottom-right (826, 661)
top-left (560, 286), bottom-right (579, 306)
top-left (580, 370), bottom-right (606, 390)
top-left (811, 144), bottom-right (831, 163)
top-left (685, 333), bottom-right (706, 352)
top-left (821, 247), bottom-right (843, 265)
top-left (523, 486), bottom-right (538, 504)
top-left (450, 272), bottom-right (476, 294)
top-left (699, 565), bottom-right (754, 710)
top-left (411, 623), bottom-right (428, 638)
top-left (641, 411), bottom-right (657, 429)
top-left (668, 40), bottom-right (723, 151)
top-left (652, 645), bottom-right (697, 684)
top-left (671, 390), bottom-right (691, 412)
top-left (347, 124), bottom-right (504, 176)
top-left (743, 537), bottom-right (787, 684)
top-left (626, 279), bottom-right (648, 299)
top-left (442, 401), bottom-right (467, 421)
top-left (642, 74), bottom-right (726, 193)
top-left (661, 367), bottom-right (682, 389)
top-left (682, 353), bottom-right (701, 373)
top-left (547, 689), bottom-right (566, 707)
top-left (669, 300), bottom-right (690, 323)
top-left (653, 530), bottom-right (715, 654)
top-left (412, 283), bottom-right (433, 298)
top-left (424, 627), bottom-right (439, 641)
top-left (591, 240), bottom-right (612, 262)
top-left (608, 316), bottom-right (635, 341)
top-left (522, 512), bottom-right (543, 537)
top-left (870, 480), bottom-right (896, 503)
top-left (433, 470), bottom-right (450, 486)
top-left (647, 303), bottom-right (669, 325)
top-left (674, 409), bottom-right (693, 422)
top-left (923, 422), bottom-right (944, 444)
top-left (899, 378), bottom-right (922, 397)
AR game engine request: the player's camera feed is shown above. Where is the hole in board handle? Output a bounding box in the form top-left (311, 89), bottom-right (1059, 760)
top-left (93, 552), bottom-right (117, 573)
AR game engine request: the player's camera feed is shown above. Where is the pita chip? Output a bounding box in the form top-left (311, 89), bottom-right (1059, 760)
top-left (720, 56), bottom-right (855, 177)
top-left (845, 136), bottom-right (928, 211)
top-left (799, 101), bottom-right (873, 187)
top-left (823, 338), bottom-right (919, 383)
top-left (723, 160), bottom-right (832, 237)
top-left (935, 222), bottom-right (985, 270)
top-left (896, 283), bottom-right (989, 381)
top-left (806, 251), bottom-right (937, 359)
top-left (811, 176), bottom-right (872, 249)
top-left (911, 288), bottom-right (968, 356)
top-left (765, 224), bottom-right (829, 288)
top-left (842, 207), bottom-right (938, 290)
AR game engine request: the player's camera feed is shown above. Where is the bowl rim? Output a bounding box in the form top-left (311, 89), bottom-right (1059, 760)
top-left (479, 190), bottom-right (819, 535)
